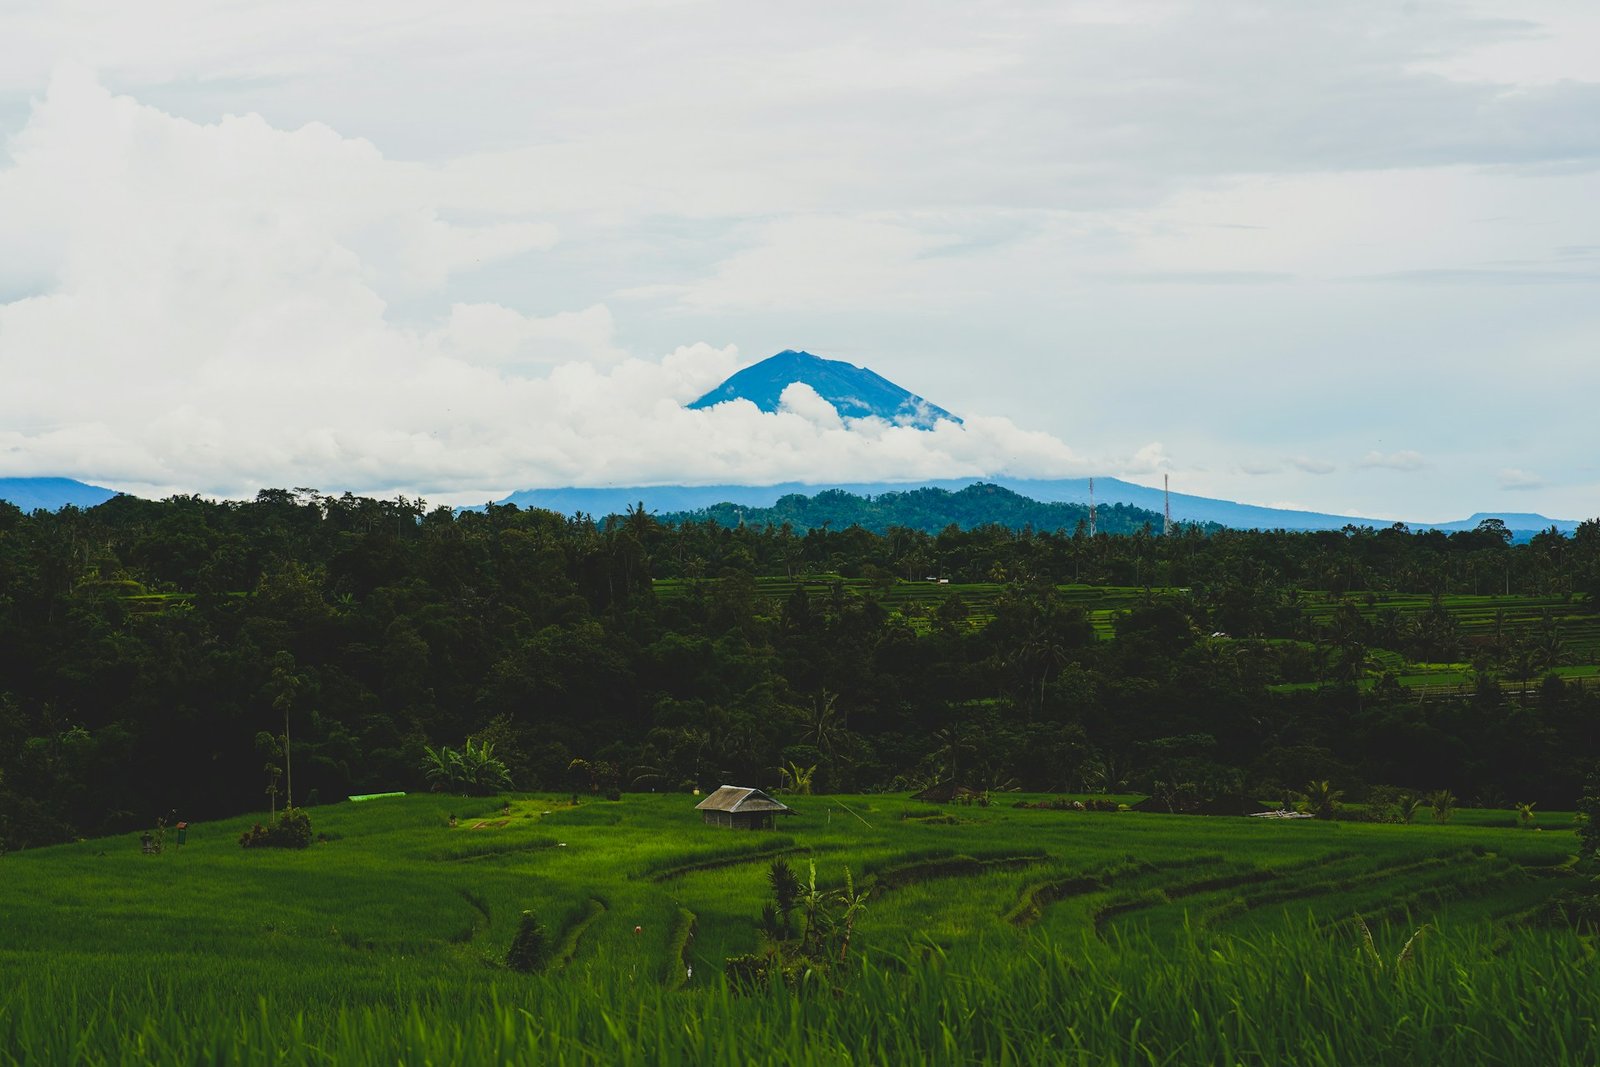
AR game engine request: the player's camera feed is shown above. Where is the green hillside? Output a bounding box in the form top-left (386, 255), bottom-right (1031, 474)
top-left (656, 483), bottom-right (1180, 536)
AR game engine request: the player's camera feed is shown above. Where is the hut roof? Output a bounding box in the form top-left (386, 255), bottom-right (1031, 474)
top-left (694, 785), bottom-right (793, 815)
top-left (911, 781), bottom-right (977, 803)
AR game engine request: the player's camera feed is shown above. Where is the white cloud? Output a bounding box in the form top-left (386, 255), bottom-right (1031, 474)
top-left (1359, 450), bottom-right (1427, 472)
top-left (634, 217), bottom-right (957, 315)
top-left (776, 383), bottom-right (846, 429)
top-left (0, 3), bottom-right (1596, 520)
top-left (428, 304), bottom-right (628, 369)
top-left (1123, 442), bottom-right (1173, 475)
top-left (1499, 468), bottom-right (1545, 490)
top-left (0, 73), bottom-right (1090, 503)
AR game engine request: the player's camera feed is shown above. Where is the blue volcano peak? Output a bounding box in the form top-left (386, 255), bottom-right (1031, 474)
top-left (687, 350), bottom-right (960, 429)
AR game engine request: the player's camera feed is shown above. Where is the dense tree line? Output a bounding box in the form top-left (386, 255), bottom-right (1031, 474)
top-left (658, 483), bottom-right (1186, 539)
top-left (2, 489), bottom-right (1599, 850)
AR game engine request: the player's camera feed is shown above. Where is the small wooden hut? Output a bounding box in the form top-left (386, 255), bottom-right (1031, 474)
top-left (695, 785), bottom-right (794, 830)
top-left (911, 781), bottom-right (977, 804)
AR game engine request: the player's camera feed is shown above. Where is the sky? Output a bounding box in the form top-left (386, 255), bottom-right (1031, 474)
top-left (1, 1), bottom-right (1597, 521)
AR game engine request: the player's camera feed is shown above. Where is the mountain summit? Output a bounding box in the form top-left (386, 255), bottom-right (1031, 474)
top-left (688, 350), bottom-right (960, 429)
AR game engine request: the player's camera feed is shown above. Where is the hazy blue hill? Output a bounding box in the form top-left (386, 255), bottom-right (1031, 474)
top-left (1428, 512), bottom-right (1581, 534)
top-left (687, 349), bottom-right (960, 427)
top-left (492, 476), bottom-right (1578, 540)
top-left (0, 477), bottom-right (118, 511)
top-left (982, 479), bottom-right (1581, 537)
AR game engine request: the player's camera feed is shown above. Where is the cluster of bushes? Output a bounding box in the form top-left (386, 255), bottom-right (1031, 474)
top-left (420, 739), bottom-right (512, 796)
top-left (506, 910), bottom-right (550, 973)
top-left (238, 807), bottom-right (312, 849)
top-left (724, 859), bottom-right (868, 991)
top-left (1013, 797), bottom-right (1120, 812)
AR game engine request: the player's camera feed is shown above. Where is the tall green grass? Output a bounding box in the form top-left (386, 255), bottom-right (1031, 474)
top-left (1, 792), bottom-right (1592, 1064)
top-left (2, 920), bottom-right (1596, 1066)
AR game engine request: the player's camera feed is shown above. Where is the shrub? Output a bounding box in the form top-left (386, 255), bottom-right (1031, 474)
top-left (1578, 768), bottom-right (1600, 861)
top-left (1429, 789), bottom-right (1457, 823)
top-left (506, 910), bottom-right (550, 973)
top-left (238, 807), bottom-right (312, 849)
top-left (724, 951), bottom-right (809, 991)
top-left (1544, 883), bottom-right (1600, 932)
top-left (421, 738), bottom-right (513, 796)
top-left (1299, 780), bottom-right (1344, 820)
top-left (727, 860), bottom-right (867, 992)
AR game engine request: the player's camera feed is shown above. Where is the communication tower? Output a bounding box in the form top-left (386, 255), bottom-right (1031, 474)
top-left (1088, 477), bottom-right (1096, 538)
top-left (1163, 474), bottom-right (1172, 536)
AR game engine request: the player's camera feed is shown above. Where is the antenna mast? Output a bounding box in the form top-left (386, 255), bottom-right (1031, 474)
top-left (1163, 474), bottom-right (1172, 536)
top-left (1088, 477), bottom-right (1096, 538)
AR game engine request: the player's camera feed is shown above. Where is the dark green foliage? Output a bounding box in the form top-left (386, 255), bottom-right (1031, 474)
top-left (723, 949), bottom-right (811, 991)
top-left (3, 489), bottom-right (1600, 845)
top-left (1301, 780), bottom-right (1344, 820)
top-left (506, 910), bottom-right (550, 973)
top-left (421, 739), bottom-right (513, 796)
top-left (659, 483), bottom-right (1183, 537)
top-left (1544, 881), bottom-right (1600, 932)
top-left (730, 859), bottom-right (870, 990)
top-left (238, 807), bottom-right (312, 849)
top-left (767, 859), bottom-right (801, 938)
top-left (1579, 766), bottom-right (1600, 861)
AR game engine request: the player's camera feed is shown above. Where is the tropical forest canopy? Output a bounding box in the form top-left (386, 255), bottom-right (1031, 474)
top-left (3, 488), bottom-right (1600, 850)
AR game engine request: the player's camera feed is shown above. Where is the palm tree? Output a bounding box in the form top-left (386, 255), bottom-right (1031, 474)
top-left (778, 762), bottom-right (816, 796)
top-left (836, 866), bottom-right (869, 963)
top-left (767, 860), bottom-right (801, 939)
top-left (805, 690), bottom-right (843, 764)
top-left (459, 738), bottom-right (514, 792)
top-left (420, 744), bottom-right (456, 792)
top-left (930, 726), bottom-right (976, 784)
top-left (1429, 789), bottom-right (1457, 823)
top-left (1514, 801), bottom-right (1537, 828)
top-left (267, 653), bottom-right (305, 808)
top-left (797, 860), bottom-right (831, 958)
top-left (1534, 612), bottom-right (1565, 675)
top-left (1397, 794), bottom-right (1423, 824)
top-left (1300, 779), bottom-right (1344, 820)
top-left (423, 738), bottom-right (512, 794)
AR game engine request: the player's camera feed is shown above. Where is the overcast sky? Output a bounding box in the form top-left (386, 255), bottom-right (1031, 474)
top-left (2, 1), bottom-right (1597, 520)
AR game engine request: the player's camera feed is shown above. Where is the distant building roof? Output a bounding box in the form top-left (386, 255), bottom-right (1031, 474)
top-left (694, 785), bottom-right (793, 815)
top-left (911, 781), bottom-right (977, 803)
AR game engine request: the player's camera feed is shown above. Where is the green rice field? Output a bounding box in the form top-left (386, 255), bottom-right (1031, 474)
top-left (2, 792), bottom-right (1595, 1065)
top-left (656, 576), bottom-right (1163, 637)
top-left (658, 577), bottom-right (1600, 692)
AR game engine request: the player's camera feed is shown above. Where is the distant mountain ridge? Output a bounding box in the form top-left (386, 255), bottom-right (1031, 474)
top-left (0, 477), bottom-right (118, 511)
top-left (688, 349), bottom-right (960, 428)
top-left (496, 476), bottom-right (1579, 540)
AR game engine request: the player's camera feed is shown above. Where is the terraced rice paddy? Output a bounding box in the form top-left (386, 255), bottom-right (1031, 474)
top-left (658, 577), bottom-right (1600, 649)
top-left (655, 576), bottom-right (1159, 636)
top-left (2, 792), bottom-right (1593, 1065)
top-left (1295, 591), bottom-right (1600, 667)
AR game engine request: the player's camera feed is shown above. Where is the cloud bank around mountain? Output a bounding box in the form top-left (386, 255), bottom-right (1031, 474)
top-left (0, 72), bottom-right (1095, 503)
top-left (3, 2), bottom-right (1598, 519)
